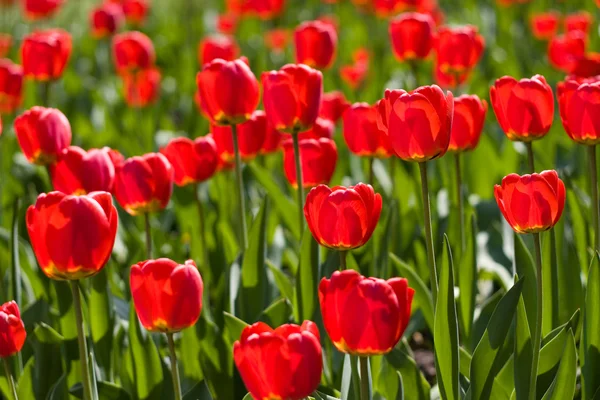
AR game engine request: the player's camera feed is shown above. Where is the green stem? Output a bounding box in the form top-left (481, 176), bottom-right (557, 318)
top-left (9, 200), bottom-right (22, 376)
top-left (292, 131), bottom-right (305, 236)
top-left (454, 153), bottom-right (466, 253)
top-left (589, 145), bottom-right (600, 253)
top-left (70, 281), bottom-right (94, 400)
top-left (408, 60), bottom-right (419, 88)
top-left (3, 357), bottom-right (17, 400)
top-left (144, 213), bottom-right (152, 259)
top-left (359, 356), bottom-right (370, 400)
top-left (231, 124), bottom-right (249, 249)
top-left (166, 333), bottom-right (182, 400)
top-left (418, 162), bottom-right (438, 305)
top-left (339, 250), bottom-right (347, 270)
top-left (529, 232), bottom-right (543, 400)
top-left (525, 142), bottom-right (535, 174)
top-left (40, 81), bottom-right (51, 107)
top-left (195, 184), bottom-right (209, 269)
top-left (368, 157), bottom-right (374, 186)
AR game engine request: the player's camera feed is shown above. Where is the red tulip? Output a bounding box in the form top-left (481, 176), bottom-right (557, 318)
top-left (374, 0), bottom-right (419, 16)
top-left (490, 75), bottom-right (554, 142)
top-left (340, 63), bottom-right (368, 90)
top-left (14, 106), bottom-right (71, 165)
top-left (22, 0), bottom-right (63, 20)
top-left (319, 269), bottom-right (414, 355)
top-left (131, 259), bottom-right (203, 332)
top-left (262, 64), bottom-right (323, 133)
top-left (376, 85), bottom-right (453, 162)
top-left (435, 25), bottom-right (484, 76)
top-left (217, 13), bottom-right (238, 35)
top-left (548, 31), bottom-right (586, 72)
top-left (196, 58), bottom-right (260, 126)
top-left (294, 20), bottom-right (337, 69)
top-left (494, 170), bottom-right (565, 234)
top-left (26, 191), bottom-right (118, 280)
top-left (298, 117), bottom-right (334, 141)
top-left (260, 122), bottom-right (283, 154)
top-left (50, 146), bottom-right (117, 194)
top-left (211, 110), bottom-right (267, 162)
top-left (558, 80), bottom-right (600, 145)
top-left (389, 12), bottom-right (435, 61)
top-left (449, 94), bottom-right (487, 152)
top-left (283, 138), bottom-right (337, 188)
top-left (530, 11), bottom-right (560, 41)
top-left (90, 3), bottom-right (124, 39)
top-left (112, 31), bottom-right (155, 74)
top-left (122, 67), bottom-right (160, 107)
top-left (122, 0), bottom-right (149, 26)
top-left (565, 11), bottom-right (592, 35)
top-left (568, 53), bottom-right (600, 81)
top-left (0, 301), bottom-right (26, 358)
top-left (244, 0), bottom-right (285, 19)
top-left (21, 29), bottom-right (72, 81)
top-left (0, 59), bottom-right (23, 114)
top-left (343, 103), bottom-right (393, 158)
top-left (264, 29), bottom-right (290, 52)
top-left (114, 153), bottom-right (174, 215)
top-left (319, 91), bottom-right (350, 122)
top-left (198, 35), bottom-right (240, 66)
top-left (0, 34), bottom-right (11, 58)
top-left (160, 136), bottom-right (218, 186)
top-left (433, 63), bottom-right (469, 88)
top-left (234, 321), bottom-right (322, 400)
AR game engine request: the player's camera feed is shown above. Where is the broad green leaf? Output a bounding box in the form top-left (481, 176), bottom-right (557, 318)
top-left (459, 347), bottom-right (471, 379)
top-left (223, 312), bottom-right (249, 346)
top-left (266, 260), bottom-right (294, 301)
top-left (47, 374), bottom-right (67, 400)
top-left (340, 354), bottom-right (361, 400)
top-left (16, 357), bottom-right (35, 400)
top-left (514, 234), bottom-right (538, 343)
top-left (514, 290), bottom-right (533, 400)
top-left (182, 381), bottom-right (213, 400)
top-left (541, 227), bottom-right (560, 336)
top-left (53, 281), bottom-right (81, 393)
top-left (69, 381), bottom-right (131, 400)
top-left (541, 330), bottom-right (577, 400)
top-left (458, 214), bottom-right (477, 343)
top-left (89, 270), bottom-right (114, 380)
top-left (196, 315), bottom-right (234, 400)
top-left (582, 253), bottom-right (600, 399)
top-left (376, 354), bottom-right (406, 400)
top-left (384, 348), bottom-right (430, 400)
top-left (260, 298), bottom-right (292, 327)
top-left (539, 309), bottom-right (580, 375)
top-left (294, 228), bottom-right (320, 322)
top-left (33, 323), bottom-right (64, 344)
top-left (180, 326), bottom-right (204, 382)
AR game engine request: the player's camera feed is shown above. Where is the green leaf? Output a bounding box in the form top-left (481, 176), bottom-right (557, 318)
top-left (182, 381), bottom-right (213, 400)
top-left (89, 269), bottom-right (114, 380)
top-left (260, 298), bottom-right (292, 327)
top-left (196, 314), bottom-right (234, 400)
top-left (223, 312), bottom-right (249, 346)
top-left (17, 357), bottom-right (35, 399)
top-left (340, 354), bottom-right (361, 400)
top-left (53, 281), bottom-right (81, 393)
top-left (541, 329), bottom-right (577, 400)
top-left (46, 374), bottom-right (67, 400)
top-left (294, 228), bottom-right (320, 322)
top-left (458, 214), bottom-right (477, 344)
top-left (266, 260), bottom-right (294, 301)
top-left (514, 287), bottom-right (533, 400)
top-left (434, 235), bottom-right (460, 400)
top-left (539, 309), bottom-right (580, 376)
top-left (376, 354), bottom-right (406, 400)
top-left (384, 348), bottom-right (430, 400)
top-left (541, 227), bottom-right (560, 336)
top-left (582, 253), bottom-right (600, 399)
top-left (33, 323), bottom-right (64, 344)
top-left (69, 381), bottom-right (131, 400)
top-left (459, 347), bottom-right (471, 379)
top-left (514, 234), bottom-right (538, 342)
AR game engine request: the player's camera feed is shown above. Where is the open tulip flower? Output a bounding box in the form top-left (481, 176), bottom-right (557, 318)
top-left (283, 137), bottom-right (337, 189)
top-left (0, 59), bottom-right (24, 114)
top-left (21, 29), bottom-right (72, 81)
top-left (50, 146), bottom-right (117, 194)
top-left (160, 136), bottom-right (219, 186)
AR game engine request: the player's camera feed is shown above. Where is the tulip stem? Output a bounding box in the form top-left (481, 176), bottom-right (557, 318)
top-left (231, 123), bottom-right (249, 249)
top-left (70, 280), bottom-right (94, 400)
top-left (359, 356), bottom-right (370, 400)
top-left (588, 145), bottom-right (600, 253)
top-left (529, 232), bottom-right (543, 400)
top-left (454, 153), bottom-right (466, 253)
top-left (3, 357), bottom-right (17, 400)
top-left (144, 213), bottom-right (152, 259)
top-left (40, 81), bottom-right (51, 107)
top-left (166, 333), bottom-right (182, 400)
top-left (339, 250), bottom-right (347, 270)
top-left (525, 142), bottom-right (535, 173)
top-left (418, 161), bottom-right (438, 305)
top-left (292, 131), bottom-right (305, 236)
top-left (368, 157), bottom-right (374, 186)
top-left (195, 184), bottom-right (209, 269)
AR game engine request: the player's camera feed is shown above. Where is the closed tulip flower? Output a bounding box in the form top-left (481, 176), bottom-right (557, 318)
top-left (530, 11), bottom-right (560, 41)
top-left (558, 80), bottom-right (600, 145)
top-left (435, 25), bottom-right (485, 76)
top-left (50, 146), bottom-right (117, 194)
top-left (90, 3), bottom-right (124, 39)
top-left (490, 75), bottom-right (554, 142)
top-left (234, 321), bottom-right (322, 400)
top-left (211, 110), bottom-right (268, 162)
top-left (283, 138), bottom-right (337, 188)
top-left (23, 0), bottom-right (63, 20)
top-left (196, 58), bottom-right (260, 126)
top-left (160, 136), bottom-right (219, 186)
top-left (114, 153), bottom-right (174, 215)
top-left (548, 31), bottom-right (586, 73)
top-left (14, 106), bottom-right (71, 165)
top-left (449, 94), bottom-right (487, 152)
top-left (298, 117), bottom-right (334, 141)
top-left (319, 91), bottom-right (350, 123)
top-left (21, 29), bottom-right (72, 81)
top-left (262, 64), bottom-right (323, 133)
top-left (294, 20), bottom-right (337, 69)
top-left (319, 270), bottom-right (414, 355)
top-left (389, 12), bottom-right (435, 62)
top-left (494, 170), bottom-right (565, 234)
top-left (112, 31), bottom-right (155, 74)
top-left (122, 67), bottom-right (160, 107)
top-left (343, 103), bottom-right (393, 158)
top-left (0, 34), bottom-right (11, 58)
top-left (0, 59), bottom-right (23, 114)
top-left (27, 191), bottom-right (118, 280)
top-left (198, 35), bottom-right (239, 66)
top-left (130, 259), bottom-right (203, 332)
top-left (122, 0), bottom-right (149, 26)
top-left (565, 11), bottom-right (592, 35)
top-left (0, 301), bottom-right (26, 358)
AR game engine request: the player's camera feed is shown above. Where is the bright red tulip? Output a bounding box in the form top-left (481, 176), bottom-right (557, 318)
top-left (0, 301), bottom-right (26, 358)
top-left (234, 321), bottom-right (322, 400)
top-left (264, 29), bottom-right (290, 52)
top-left (0, 59), bottom-right (23, 114)
top-left (565, 11), bottom-right (592, 35)
top-left (131, 259), bottom-right (203, 332)
top-left (558, 80), bottom-right (600, 145)
top-left (217, 13), bottom-right (238, 35)
top-left (23, 0), bottom-right (63, 20)
top-left (27, 191), bottom-right (118, 280)
top-left (548, 31), bottom-right (586, 72)
top-left (0, 34), bottom-right (11, 58)
top-left (244, 0), bottom-right (285, 19)
top-left (198, 35), bottom-right (239, 66)
top-left (490, 75), bottom-right (554, 142)
top-left (160, 136), bottom-right (218, 186)
top-left (196, 58), bottom-right (260, 125)
top-left (530, 11), bottom-right (560, 41)
top-left (122, 67), bottom-right (160, 107)
top-left (211, 110), bottom-right (267, 162)
top-left (298, 117), bottom-right (334, 141)
top-left (494, 170), bottom-right (565, 234)
top-left (90, 3), bottom-right (124, 38)
top-left (122, 0), bottom-right (149, 26)
top-left (112, 31), bottom-right (155, 74)
top-left (262, 64), bottom-right (323, 133)
top-left (260, 122), bottom-right (283, 154)
top-left (319, 91), bottom-right (350, 122)
top-left (435, 25), bottom-right (484, 76)
top-left (569, 53), bottom-right (600, 79)
top-left (294, 20), bottom-right (337, 69)
top-left (21, 29), bottom-right (72, 81)
top-left (340, 63), bottom-right (368, 90)
top-left (319, 269), bottom-right (414, 355)
top-left (114, 153), bottom-right (174, 215)
top-left (433, 63), bottom-right (469, 88)
top-left (449, 94), bottom-right (487, 152)
top-left (389, 12), bottom-right (435, 61)
top-left (376, 85), bottom-right (453, 162)
top-left (343, 103), bottom-right (393, 158)
top-left (50, 146), bottom-right (117, 194)
top-left (14, 106), bottom-right (71, 165)
top-left (283, 138), bottom-right (337, 188)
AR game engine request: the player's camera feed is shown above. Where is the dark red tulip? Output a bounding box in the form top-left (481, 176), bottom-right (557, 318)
top-left (494, 170), bottom-right (565, 234)
top-left (0, 59), bottom-right (23, 114)
top-left (490, 75), bottom-right (554, 142)
top-left (21, 29), bottom-right (72, 81)
top-left (298, 117), bottom-right (334, 141)
top-left (548, 31), bottom-right (586, 72)
top-left (0, 301), bottom-right (26, 358)
top-left (565, 11), bottom-right (592, 35)
top-left (196, 58), bottom-right (260, 125)
top-left (264, 29), bottom-right (290, 53)
top-left (435, 25), bottom-right (484, 77)
top-left (319, 269), bottom-right (414, 355)
top-left (50, 146), bottom-right (117, 194)
top-left (114, 153), bottom-right (174, 215)
top-left (122, 67), bottom-right (160, 107)
top-left (449, 94), bottom-right (487, 152)
top-left (530, 11), bottom-right (560, 41)
top-left (283, 138), bottom-right (337, 188)
top-left (260, 122), bottom-right (283, 154)
top-left (198, 35), bottom-right (239, 66)
top-left (294, 20), bottom-right (337, 69)
top-left (319, 91), bottom-right (350, 123)
top-left (23, 0), bottom-right (63, 20)
top-left (211, 110), bottom-right (267, 162)
top-left (14, 106), bottom-right (71, 165)
top-left (112, 31), bottom-right (155, 74)
top-left (234, 321), bottom-right (322, 400)
top-left (343, 103), bottom-right (393, 158)
top-left (90, 3), bottom-right (124, 39)
top-left (131, 259), bottom-right (203, 332)
top-left (262, 64), bottom-right (323, 133)
top-left (558, 80), bottom-right (600, 145)
top-left (122, 0), bottom-right (149, 26)
top-left (27, 191), bottom-right (118, 280)
top-left (377, 85), bottom-right (453, 162)
top-left (160, 136), bottom-right (219, 186)
top-left (0, 34), bottom-right (11, 58)
top-left (389, 12), bottom-right (435, 61)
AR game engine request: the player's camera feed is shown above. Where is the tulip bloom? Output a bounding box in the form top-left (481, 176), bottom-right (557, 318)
top-left (435, 25), bottom-right (485, 76)
top-left (130, 259), bottom-right (203, 332)
top-left (294, 20), bottom-right (337, 69)
top-left (494, 170), bottom-right (565, 234)
top-left (211, 110), bottom-right (268, 162)
top-left (0, 59), bottom-right (23, 114)
top-left (264, 29), bottom-right (290, 53)
top-left (565, 11), bottom-right (592, 35)
top-left (377, 85), bottom-right (453, 162)
top-left (0, 301), bottom-right (26, 358)
top-left (530, 11), bottom-right (560, 41)
top-left (14, 106), bottom-right (71, 165)
top-left (569, 53), bottom-right (600, 79)
top-left (548, 31), bottom-right (586, 73)
top-left (319, 270), bottom-right (414, 355)
top-left (90, 3), bottom-right (124, 39)
top-left (23, 0), bottom-right (63, 20)
top-left (260, 123), bottom-right (283, 154)
top-left (217, 13), bottom-right (238, 35)
top-left (234, 321), bottom-right (322, 400)
top-left (196, 58), bottom-right (260, 126)
top-left (449, 94), bottom-right (487, 152)
top-left (21, 29), bottom-right (72, 81)
top-left (319, 91), bottom-right (350, 123)
top-left (122, 0), bottom-right (149, 26)
top-left (50, 146), bottom-right (117, 194)
top-left (262, 64), bottom-right (323, 133)
top-left (490, 75), bottom-right (554, 142)
top-left (0, 34), bottom-right (11, 58)
top-left (27, 191), bottom-right (118, 280)
top-left (122, 67), bottom-right (161, 107)
top-left (114, 153), bottom-right (174, 215)
top-left (244, 0), bottom-right (285, 20)
top-left (343, 103), bottom-right (393, 158)
top-left (298, 117), bottom-right (334, 141)
top-left (283, 138), bottom-right (337, 188)
top-left (112, 31), bottom-right (155, 74)
top-left (160, 136), bottom-right (219, 186)
top-left (558, 80), bottom-right (600, 145)
top-left (389, 12), bottom-right (435, 62)
top-left (198, 35), bottom-right (239, 66)
top-left (341, 63), bottom-right (368, 90)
